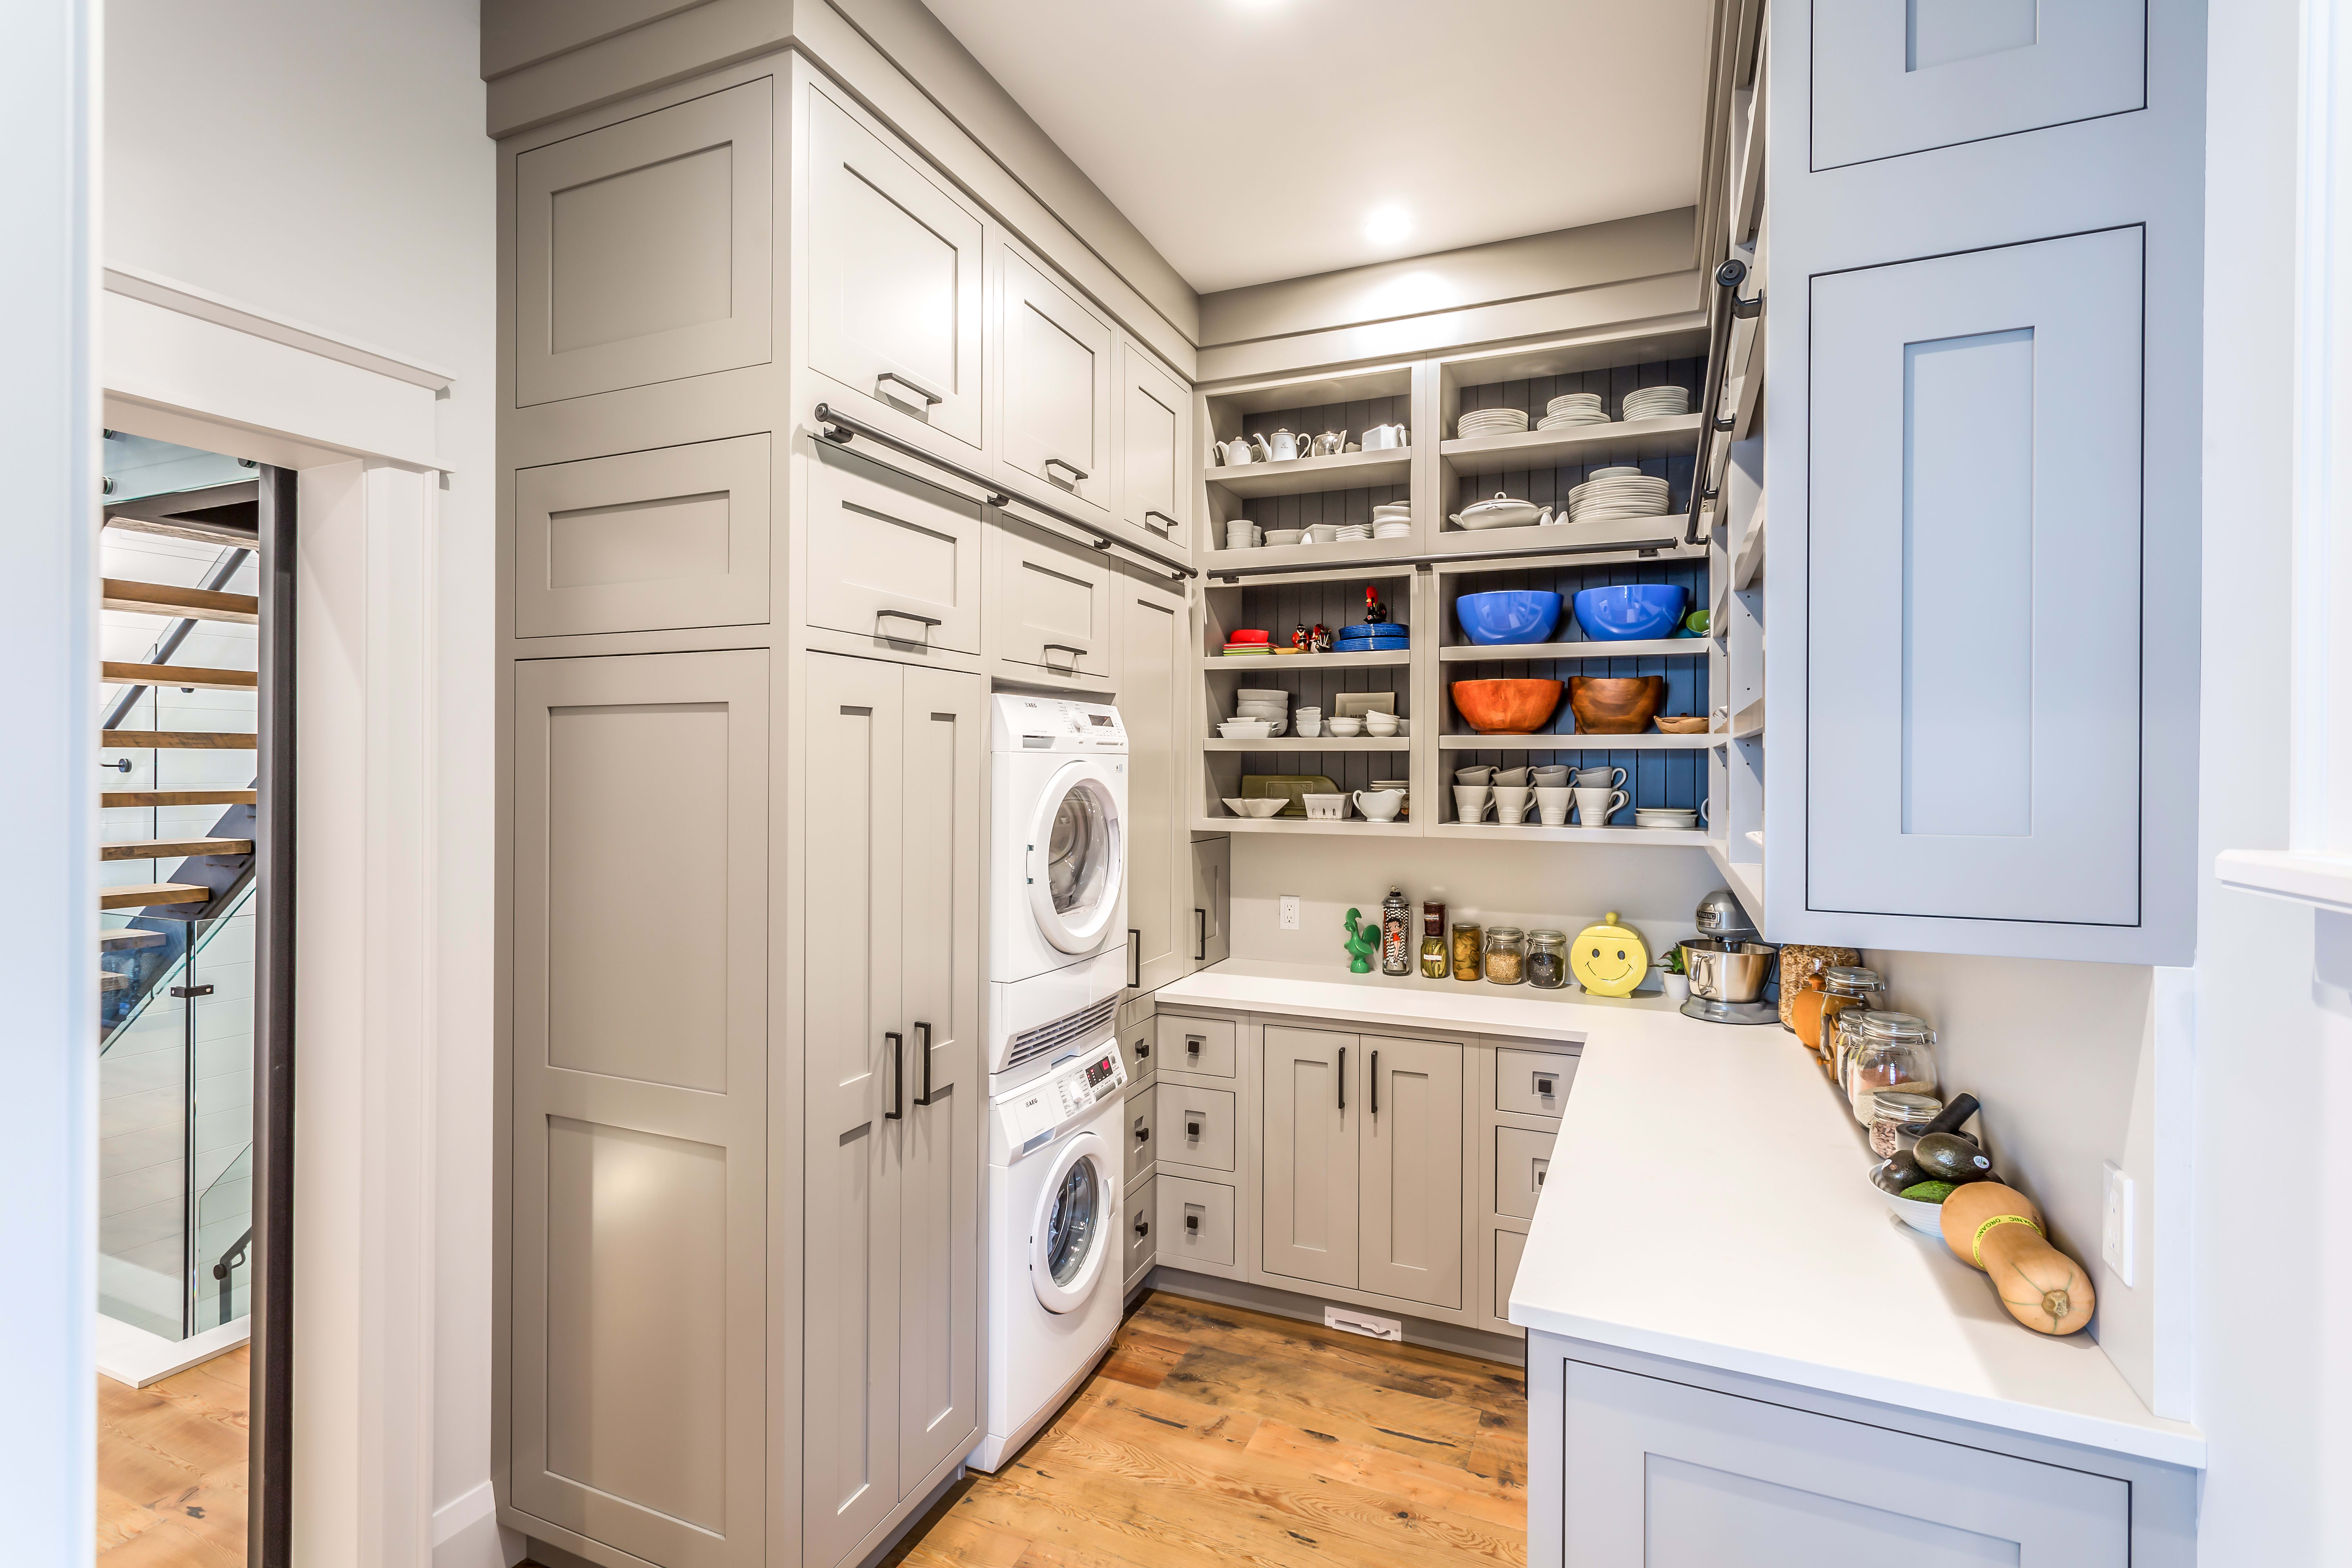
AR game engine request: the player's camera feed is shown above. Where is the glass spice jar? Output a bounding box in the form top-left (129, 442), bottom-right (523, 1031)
top-left (1483, 926), bottom-right (1527, 985)
top-left (1843, 1011), bottom-right (1939, 1125)
top-left (1526, 930), bottom-right (1568, 989)
top-left (1869, 1090), bottom-right (1943, 1158)
top-left (1420, 902), bottom-right (1449, 978)
top-left (1450, 920), bottom-right (1483, 982)
top-left (1795, 965), bottom-right (1886, 1073)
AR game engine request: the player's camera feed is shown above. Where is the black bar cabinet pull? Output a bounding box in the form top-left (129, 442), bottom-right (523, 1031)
top-left (1338, 1047), bottom-right (1346, 1111)
top-left (885, 1032), bottom-right (904, 1120)
top-left (875, 608), bottom-right (942, 632)
top-left (1145, 509), bottom-right (1180, 532)
top-left (1195, 908), bottom-right (1207, 960)
top-left (1044, 456), bottom-right (1090, 484)
top-left (1370, 1051), bottom-right (1379, 1116)
top-left (1128, 928), bottom-right (1141, 989)
top-left (875, 370), bottom-right (944, 405)
top-left (913, 1021), bottom-right (936, 1106)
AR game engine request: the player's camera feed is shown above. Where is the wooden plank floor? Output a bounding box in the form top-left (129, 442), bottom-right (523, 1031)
top-left (96, 1347), bottom-right (249, 1566)
top-left (887, 1291), bottom-right (1528, 1568)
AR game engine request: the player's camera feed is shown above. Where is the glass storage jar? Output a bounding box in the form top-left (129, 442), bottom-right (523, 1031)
top-left (1450, 920), bottom-right (1483, 982)
top-left (1799, 965), bottom-right (1886, 1074)
top-left (1483, 927), bottom-right (1527, 985)
top-left (1869, 1090), bottom-right (1943, 1158)
top-left (1420, 902), bottom-right (1449, 978)
top-left (1526, 930), bottom-right (1568, 989)
top-left (1842, 1011), bottom-right (1939, 1125)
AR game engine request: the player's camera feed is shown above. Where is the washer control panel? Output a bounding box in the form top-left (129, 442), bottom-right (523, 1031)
top-left (992, 694), bottom-right (1127, 753)
top-left (1052, 1047), bottom-right (1127, 1118)
top-left (999, 1043), bottom-right (1127, 1156)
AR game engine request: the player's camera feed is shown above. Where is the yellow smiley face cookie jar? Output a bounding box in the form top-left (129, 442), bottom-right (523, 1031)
top-left (1570, 911), bottom-right (1650, 997)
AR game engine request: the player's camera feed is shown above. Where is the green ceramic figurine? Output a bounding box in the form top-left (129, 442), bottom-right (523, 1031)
top-left (1342, 907), bottom-right (1377, 973)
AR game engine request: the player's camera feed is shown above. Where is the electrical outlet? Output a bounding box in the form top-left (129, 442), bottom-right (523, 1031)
top-left (2101, 1160), bottom-right (2136, 1286)
top-left (1325, 1305), bottom-right (1401, 1341)
top-left (1280, 895), bottom-right (1301, 930)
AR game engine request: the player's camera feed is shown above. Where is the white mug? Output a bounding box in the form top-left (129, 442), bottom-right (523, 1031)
top-left (1452, 783), bottom-right (1493, 822)
top-left (1493, 767), bottom-right (1530, 788)
top-left (1572, 766), bottom-right (1627, 793)
top-left (1530, 766), bottom-right (1572, 786)
top-left (1495, 786), bottom-right (1533, 825)
top-left (1352, 788), bottom-right (1403, 822)
top-left (1575, 786), bottom-right (1629, 825)
top-left (1699, 798), bottom-right (1713, 826)
top-left (1454, 766), bottom-right (1495, 785)
top-left (1302, 792), bottom-right (1348, 820)
top-left (1535, 786), bottom-right (1574, 826)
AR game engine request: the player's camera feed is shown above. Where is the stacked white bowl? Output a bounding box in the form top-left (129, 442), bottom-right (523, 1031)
top-left (1622, 385), bottom-right (1691, 421)
top-left (1567, 465), bottom-right (1672, 522)
top-left (1225, 519), bottom-right (1262, 550)
top-left (1372, 501), bottom-right (1412, 539)
top-left (1456, 406), bottom-right (1531, 439)
top-left (1232, 686), bottom-right (1290, 737)
top-left (1538, 392), bottom-right (1606, 430)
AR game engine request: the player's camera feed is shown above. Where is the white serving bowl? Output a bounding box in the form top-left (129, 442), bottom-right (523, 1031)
top-left (1221, 797), bottom-right (1286, 818)
top-left (1869, 1161), bottom-right (1949, 1236)
top-left (1234, 688), bottom-right (1290, 704)
top-left (1217, 720), bottom-right (1272, 739)
top-left (1326, 716), bottom-right (1365, 737)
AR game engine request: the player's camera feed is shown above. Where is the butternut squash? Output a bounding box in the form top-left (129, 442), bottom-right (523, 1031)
top-left (1938, 1182), bottom-right (2095, 1336)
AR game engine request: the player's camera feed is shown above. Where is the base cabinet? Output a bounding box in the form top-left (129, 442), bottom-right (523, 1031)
top-left (802, 653), bottom-right (984, 1568)
top-left (1532, 1340), bottom-right (2148, 1567)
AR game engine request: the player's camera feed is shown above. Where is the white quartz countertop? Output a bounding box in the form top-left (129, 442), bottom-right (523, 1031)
top-left (1158, 960), bottom-right (2205, 1470)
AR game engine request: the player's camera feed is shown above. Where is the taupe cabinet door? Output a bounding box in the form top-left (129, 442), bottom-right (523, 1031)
top-left (1118, 340), bottom-right (1189, 548)
top-left (1189, 837), bottom-right (1229, 967)
top-left (804, 652), bottom-right (983, 1568)
top-left (1359, 1037), bottom-right (1464, 1309)
top-left (807, 441), bottom-right (984, 656)
top-left (510, 651), bottom-right (768, 1568)
top-left (1115, 565), bottom-right (1189, 991)
top-left (515, 78), bottom-right (773, 406)
top-left (1260, 1026), bottom-right (1359, 1290)
top-left (987, 516), bottom-right (1113, 682)
top-left (999, 247), bottom-right (1112, 516)
top-left (804, 87), bottom-right (985, 451)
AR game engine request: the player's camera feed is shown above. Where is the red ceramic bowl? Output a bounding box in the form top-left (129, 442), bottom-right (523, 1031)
top-left (1230, 628), bottom-right (1270, 644)
top-left (1451, 678), bottom-right (1564, 735)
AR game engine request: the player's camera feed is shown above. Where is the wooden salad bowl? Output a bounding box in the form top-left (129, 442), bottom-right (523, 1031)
top-left (1450, 678), bottom-right (1563, 735)
top-left (1569, 676), bottom-right (1667, 734)
top-left (1654, 714), bottom-right (1709, 734)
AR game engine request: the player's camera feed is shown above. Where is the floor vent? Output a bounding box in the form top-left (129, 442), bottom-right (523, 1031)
top-left (1325, 1306), bottom-right (1403, 1342)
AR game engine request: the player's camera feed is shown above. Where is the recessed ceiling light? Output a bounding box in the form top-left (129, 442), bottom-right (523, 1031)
top-left (1364, 206), bottom-right (1413, 246)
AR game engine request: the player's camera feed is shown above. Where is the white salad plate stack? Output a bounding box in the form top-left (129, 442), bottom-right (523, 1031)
top-left (1537, 391), bottom-right (1606, 430)
top-left (1372, 501), bottom-right (1412, 539)
top-left (1621, 385), bottom-right (1691, 421)
top-left (1456, 407), bottom-right (1531, 439)
top-left (1567, 470), bottom-right (1673, 521)
top-left (1333, 523), bottom-right (1372, 542)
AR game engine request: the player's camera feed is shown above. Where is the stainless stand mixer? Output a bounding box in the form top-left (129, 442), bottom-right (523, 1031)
top-left (1679, 888), bottom-right (1779, 1025)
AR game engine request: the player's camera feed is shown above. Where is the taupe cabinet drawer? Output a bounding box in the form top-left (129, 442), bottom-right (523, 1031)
top-left (1124, 1175), bottom-right (1157, 1285)
top-left (987, 517), bottom-right (1113, 682)
top-left (1156, 1176), bottom-right (1236, 1269)
top-left (1117, 1016), bottom-right (1156, 1091)
top-left (1495, 1047), bottom-right (1576, 1117)
top-left (1156, 1083), bottom-right (1236, 1173)
top-left (807, 442), bottom-right (984, 656)
top-left (1124, 1091), bottom-right (1156, 1184)
top-left (1154, 1013), bottom-right (1236, 1078)
top-left (1494, 1124), bottom-right (1558, 1221)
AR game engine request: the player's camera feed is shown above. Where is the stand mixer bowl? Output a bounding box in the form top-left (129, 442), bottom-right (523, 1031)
top-left (1681, 939), bottom-right (1776, 1003)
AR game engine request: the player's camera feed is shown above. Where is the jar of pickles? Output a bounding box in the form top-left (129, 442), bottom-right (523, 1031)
top-left (1842, 1011), bottom-right (1939, 1125)
top-left (1526, 930), bottom-right (1568, 989)
top-left (1450, 920), bottom-right (1482, 982)
top-left (1483, 927), bottom-right (1527, 984)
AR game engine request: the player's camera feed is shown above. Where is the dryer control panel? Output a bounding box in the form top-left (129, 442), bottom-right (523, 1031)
top-left (991, 694), bottom-right (1127, 753)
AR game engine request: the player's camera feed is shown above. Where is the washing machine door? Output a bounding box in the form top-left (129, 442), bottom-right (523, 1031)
top-left (1030, 1130), bottom-right (1116, 1314)
top-left (1026, 759), bottom-right (1124, 956)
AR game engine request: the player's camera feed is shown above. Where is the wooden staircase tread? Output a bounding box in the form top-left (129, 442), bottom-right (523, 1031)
top-left (100, 578), bottom-right (260, 624)
top-left (100, 836), bottom-right (254, 862)
top-left (103, 788), bottom-right (257, 808)
top-left (100, 882), bottom-right (212, 910)
top-left (102, 729), bottom-right (257, 750)
top-left (98, 929), bottom-right (166, 951)
top-left (100, 973), bottom-right (129, 991)
top-left (102, 661), bottom-right (256, 691)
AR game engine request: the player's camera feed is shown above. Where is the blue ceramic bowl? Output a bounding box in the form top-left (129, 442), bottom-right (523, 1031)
top-left (1456, 590), bottom-right (1564, 646)
top-left (1573, 584), bottom-right (1688, 642)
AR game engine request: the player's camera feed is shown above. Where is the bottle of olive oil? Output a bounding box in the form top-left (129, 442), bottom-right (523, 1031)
top-left (1381, 886), bottom-right (1412, 976)
top-left (1419, 901), bottom-right (1448, 978)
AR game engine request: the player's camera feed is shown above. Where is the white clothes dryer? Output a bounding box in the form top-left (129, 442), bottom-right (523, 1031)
top-left (969, 1041), bottom-right (1128, 1472)
top-left (989, 696), bottom-right (1129, 1086)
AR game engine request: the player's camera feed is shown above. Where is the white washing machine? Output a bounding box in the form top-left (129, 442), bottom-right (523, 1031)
top-left (989, 695), bottom-right (1129, 1089)
top-left (969, 1040), bottom-right (1128, 1472)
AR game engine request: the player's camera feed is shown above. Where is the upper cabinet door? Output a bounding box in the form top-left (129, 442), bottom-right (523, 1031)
top-left (804, 88), bottom-right (986, 452)
top-left (806, 441), bottom-right (984, 657)
top-left (516, 79), bottom-right (773, 406)
top-left (1114, 566), bottom-right (1188, 993)
top-left (1118, 339), bottom-right (1189, 550)
top-left (1807, 229), bottom-right (2143, 929)
top-left (999, 247), bottom-right (1113, 517)
top-left (1811, 0), bottom-right (2145, 171)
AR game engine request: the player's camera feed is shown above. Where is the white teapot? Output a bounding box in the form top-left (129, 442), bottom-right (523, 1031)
top-left (1209, 434), bottom-right (1258, 466)
top-left (1263, 428), bottom-right (1310, 462)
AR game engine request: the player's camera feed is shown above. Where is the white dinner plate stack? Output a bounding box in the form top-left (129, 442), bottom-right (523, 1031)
top-left (1537, 392), bottom-right (1606, 430)
top-left (1456, 407), bottom-right (1531, 439)
top-left (1567, 469), bottom-right (1672, 522)
top-left (1372, 501), bottom-right (1412, 539)
top-left (1621, 385), bottom-right (1691, 421)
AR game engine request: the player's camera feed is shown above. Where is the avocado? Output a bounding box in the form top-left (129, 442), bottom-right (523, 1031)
top-left (1900, 1180), bottom-right (1958, 1204)
top-left (1913, 1131), bottom-right (1995, 1184)
top-left (1873, 1151), bottom-right (1929, 1193)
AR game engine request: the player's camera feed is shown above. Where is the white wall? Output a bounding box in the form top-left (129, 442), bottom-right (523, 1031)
top-left (105, 1), bottom-right (501, 1561)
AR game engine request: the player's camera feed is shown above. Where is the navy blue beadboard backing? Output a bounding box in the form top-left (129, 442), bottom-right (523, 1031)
top-left (1450, 358), bottom-right (1700, 521)
top-left (1440, 553), bottom-right (1710, 823)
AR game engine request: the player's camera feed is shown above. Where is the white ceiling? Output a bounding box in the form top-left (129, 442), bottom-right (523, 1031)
top-left (923, 0), bottom-right (1711, 295)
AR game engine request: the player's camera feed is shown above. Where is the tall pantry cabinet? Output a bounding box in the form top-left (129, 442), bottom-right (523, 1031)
top-left (496, 43), bottom-right (1209, 1568)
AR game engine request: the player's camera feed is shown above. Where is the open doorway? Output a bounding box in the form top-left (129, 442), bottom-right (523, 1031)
top-left (94, 433), bottom-right (294, 1566)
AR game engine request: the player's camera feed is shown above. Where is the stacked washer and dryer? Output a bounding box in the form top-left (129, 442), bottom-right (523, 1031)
top-left (969, 695), bottom-right (1134, 1472)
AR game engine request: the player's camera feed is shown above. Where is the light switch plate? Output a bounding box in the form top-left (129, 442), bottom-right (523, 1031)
top-left (2101, 1160), bottom-right (2136, 1286)
top-left (1280, 894), bottom-right (1301, 930)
